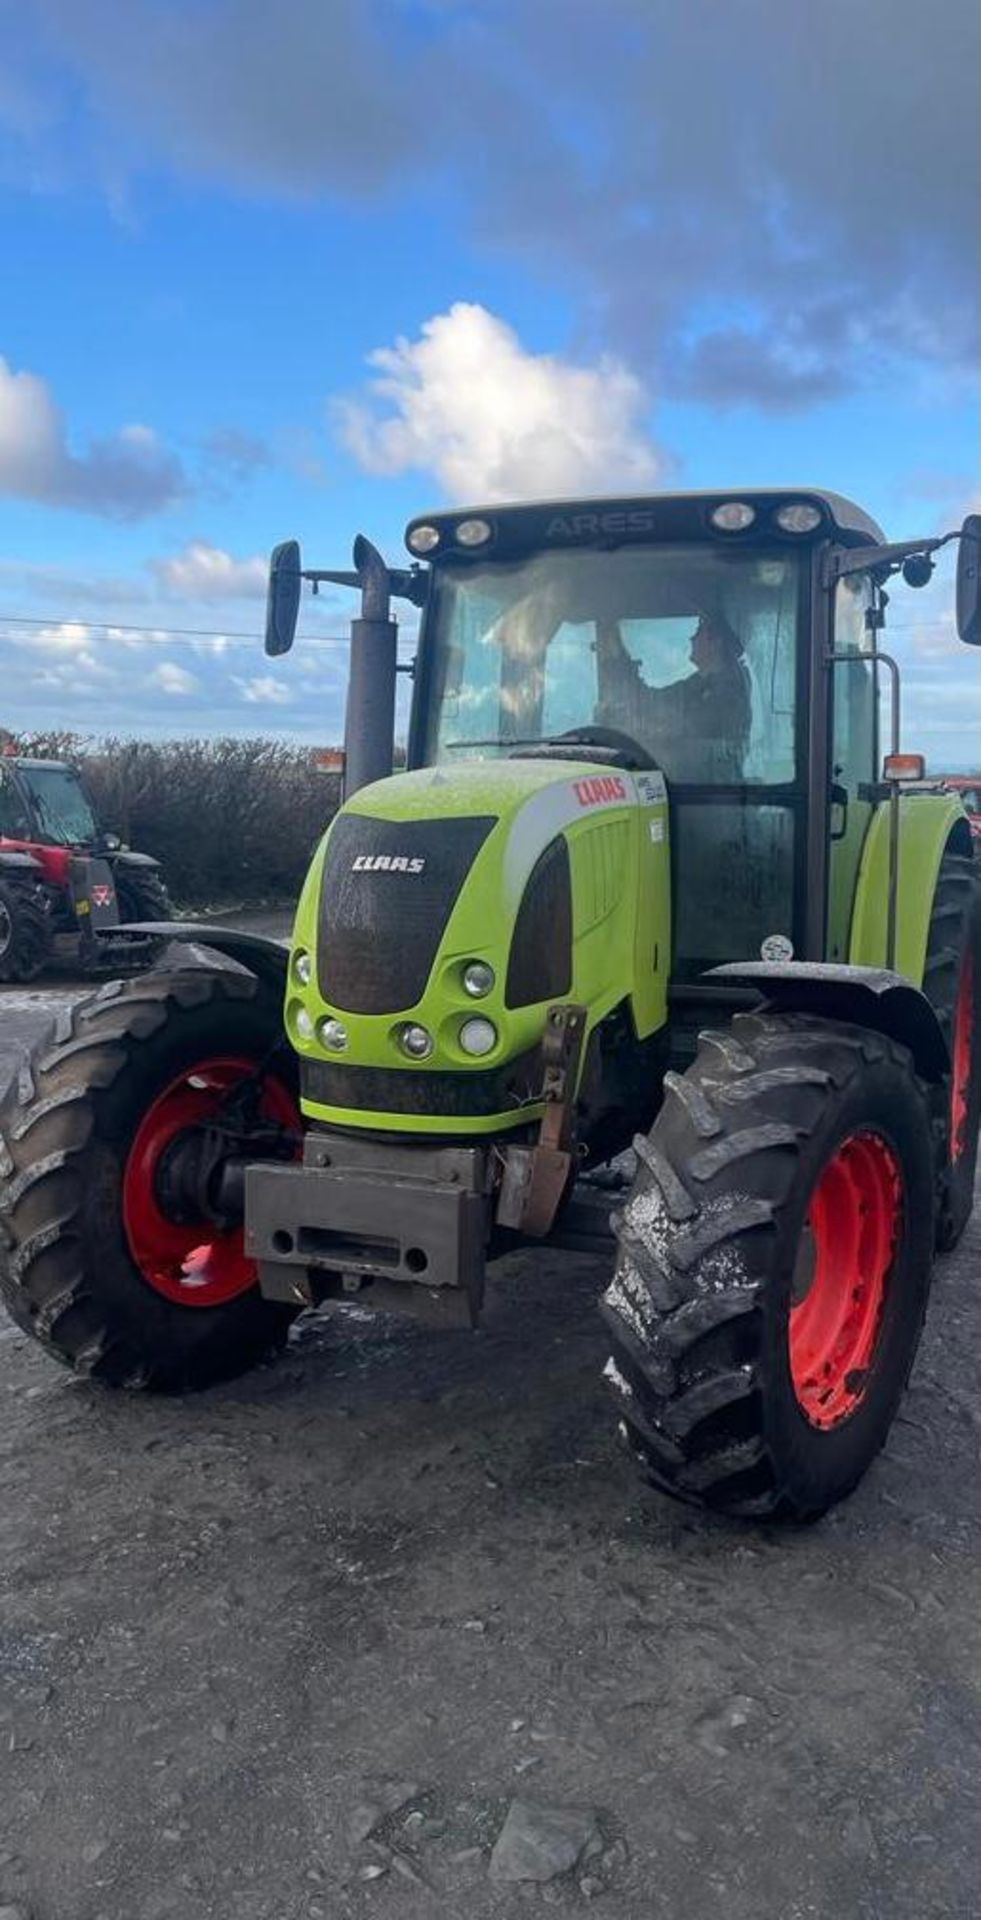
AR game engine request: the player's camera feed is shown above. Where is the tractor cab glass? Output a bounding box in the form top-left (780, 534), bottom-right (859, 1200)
top-left (0, 767), bottom-right (32, 840)
top-left (17, 764), bottom-right (99, 847)
top-left (423, 544), bottom-right (801, 786)
top-left (422, 544), bottom-right (804, 978)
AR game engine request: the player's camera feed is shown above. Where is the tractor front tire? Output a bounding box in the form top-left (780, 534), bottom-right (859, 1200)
top-left (0, 877), bottom-right (49, 983)
top-left (921, 846), bottom-right (981, 1252)
top-left (0, 969), bottom-right (299, 1390)
top-left (602, 1013), bottom-right (934, 1522)
top-left (114, 865), bottom-right (175, 968)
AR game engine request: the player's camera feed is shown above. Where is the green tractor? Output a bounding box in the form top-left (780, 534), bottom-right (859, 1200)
top-left (1, 490), bottom-right (979, 1522)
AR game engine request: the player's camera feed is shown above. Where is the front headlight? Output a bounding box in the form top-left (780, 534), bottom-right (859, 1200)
top-left (462, 960), bottom-right (495, 998)
top-left (318, 1017), bottom-right (348, 1052)
top-left (459, 1017), bottom-right (497, 1057)
top-left (290, 1002), bottom-right (315, 1043)
top-left (398, 1023), bottom-right (435, 1060)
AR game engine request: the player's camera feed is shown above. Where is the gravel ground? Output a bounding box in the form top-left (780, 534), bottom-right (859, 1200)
top-left (1, 945), bottom-right (979, 1920)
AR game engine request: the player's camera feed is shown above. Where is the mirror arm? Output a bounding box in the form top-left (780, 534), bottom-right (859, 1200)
top-left (823, 520), bottom-right (981, 589)
top-left (822, 535), bottom-right (945, 586)
top-left (303, 569), bottom-right (362, 593)
top-left (302, 563), bottom-right (428, 608)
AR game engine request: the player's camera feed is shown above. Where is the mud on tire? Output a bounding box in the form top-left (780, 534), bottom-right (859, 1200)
top-left (0, 969), bottom-right (299, 1391)
top-left (601, 1013), bottom-right (935, 1522)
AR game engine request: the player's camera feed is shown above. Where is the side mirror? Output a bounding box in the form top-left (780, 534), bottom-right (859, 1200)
top-left (265, 539), bottom-right (302, 656)
top-left (956, 513), bottom-right (981, 646)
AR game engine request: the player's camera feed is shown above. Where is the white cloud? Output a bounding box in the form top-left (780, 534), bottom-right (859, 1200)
top-left (151, 660), bottom-right (198, 695)
top-left (335, 303), bottom-right (660, 501)
top-left (152, 540), bottom-right (267, 599)
top-left (0, 354), bottom-right (184, 518)
top-left (236, 674), bottom-right (291, 706)
top-left (27, 620), bottom-right (93, 655)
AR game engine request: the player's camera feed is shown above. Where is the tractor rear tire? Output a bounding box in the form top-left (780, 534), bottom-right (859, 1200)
top-left (0, 969), bottom-right (299, 1390)
top-left (601, 1013), bottom-right (934, 1521)
top-left (0, 877), bottom-right (49, 983)
top-left (921, 847), bottom-right (981, 1252)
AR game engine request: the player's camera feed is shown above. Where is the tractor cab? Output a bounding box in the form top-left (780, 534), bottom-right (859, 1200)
top-left (407, 495), bottom-right (834, 985)
top-left (0, 755), bottom-right (104, 852)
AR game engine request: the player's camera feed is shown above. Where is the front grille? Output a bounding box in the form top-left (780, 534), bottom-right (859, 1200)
top-left (317, 813), bottom-right (496, 1014)
top-left (301, 1047), bottom-right (543, 1118)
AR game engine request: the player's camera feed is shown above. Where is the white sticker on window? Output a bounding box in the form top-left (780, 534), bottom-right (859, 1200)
top-left (761, 933), bottom-right (794, 962)
top-left (635, 771), bottom-right (667, 806)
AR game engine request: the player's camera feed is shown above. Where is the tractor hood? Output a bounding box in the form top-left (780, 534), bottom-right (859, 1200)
top-left (343, 756), bottom-right (658, 903)
top-left (287, 758), bottom-right (669, 1134)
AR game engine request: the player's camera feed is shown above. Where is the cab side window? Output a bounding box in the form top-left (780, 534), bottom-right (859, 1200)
top-left (0, 771), bottom-right (31, 840)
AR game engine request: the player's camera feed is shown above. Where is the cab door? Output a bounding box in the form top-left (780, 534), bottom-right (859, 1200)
top-left (827, 574), bottom-right (877, 961)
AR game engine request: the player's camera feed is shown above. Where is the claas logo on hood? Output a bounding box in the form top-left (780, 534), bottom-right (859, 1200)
top-left (351, 853), bottom-right (426, 874)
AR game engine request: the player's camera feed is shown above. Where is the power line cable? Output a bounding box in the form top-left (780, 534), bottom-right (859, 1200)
top-left (0, 611), bottom-right (416, 656)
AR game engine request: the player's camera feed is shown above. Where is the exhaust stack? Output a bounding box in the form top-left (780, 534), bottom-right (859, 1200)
top-left (343, 536), bottom-right (397, 799)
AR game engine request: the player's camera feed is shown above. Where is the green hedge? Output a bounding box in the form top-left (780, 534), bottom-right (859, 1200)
top-left (13, 732), bottom-right (341, 909)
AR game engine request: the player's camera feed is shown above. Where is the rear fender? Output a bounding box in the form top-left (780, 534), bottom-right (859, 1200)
top-left (850, 796), bottom-right (973, 983)
top-left (708, 961), bottom-right (948, 1083)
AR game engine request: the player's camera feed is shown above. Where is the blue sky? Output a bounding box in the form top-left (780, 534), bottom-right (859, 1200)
top-left (0, 0), bottom-right (978, 761)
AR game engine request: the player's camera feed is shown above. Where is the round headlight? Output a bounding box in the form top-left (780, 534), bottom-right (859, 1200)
top-left (318, 1017), bottom-right (348, 1052)
top-left (774, 502), bottom-right (823, 534)
top-left (459, 1016), bottom-right (497, 1058)
top-left (710, 501), bottom-right (757, 532)
top-left (407, 524), bottom-right (440, 555)
top-left (292, 1003), bottom-right (315, 1043)
top-left (292, 948), bottom-right (312, 987)
top-left (462, 960), bottom-right (495, 998)
top-left (398, 1023), bottom-right (434, 1060)
top-left (455, 517), bottom-right (492, 548)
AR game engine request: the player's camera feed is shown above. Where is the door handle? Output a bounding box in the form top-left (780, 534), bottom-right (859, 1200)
top-left (830, 782), bottom-right (849, 842)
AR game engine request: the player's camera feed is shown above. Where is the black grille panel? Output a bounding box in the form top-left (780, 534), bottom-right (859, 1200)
top-left (318, 813), bottom-right (496, 1014)
top-left (301, 1048), bottom-right (542, 1117)
top-left (505, 835), bottom-right (573, 1009)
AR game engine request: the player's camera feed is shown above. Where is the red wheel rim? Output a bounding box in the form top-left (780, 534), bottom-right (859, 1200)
top-left (789, 1131), bottom-right (902, 1429)
top-left (122, 1056), bottom-right (298, 1308)
top-left (950, 949), bottom-right (975, 1164)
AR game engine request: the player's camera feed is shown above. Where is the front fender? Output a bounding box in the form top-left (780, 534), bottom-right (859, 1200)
top-left (110, 850), bottom-right (160, 871)
top-left (709, 961), bottom-right (948, 1083)
top-left (105, 922), bottom-right (289, 998)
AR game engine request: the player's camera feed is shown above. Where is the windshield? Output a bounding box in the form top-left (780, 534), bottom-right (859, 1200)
top-left (21, 765), bottom-right (100, 846)
top-left (422, 545), bottom-right (802, 785)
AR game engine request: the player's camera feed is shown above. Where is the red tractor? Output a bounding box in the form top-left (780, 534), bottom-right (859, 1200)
top-left (0, 752), bottom-right (172, 981)
top-left (941, 775), bottom-right (981, 844)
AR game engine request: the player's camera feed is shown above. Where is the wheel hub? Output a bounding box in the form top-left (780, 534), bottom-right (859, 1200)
top-left (789, 1130), bottom-right (902, 1430)
top-left (122, 1056), bottom-right (299, 1308)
